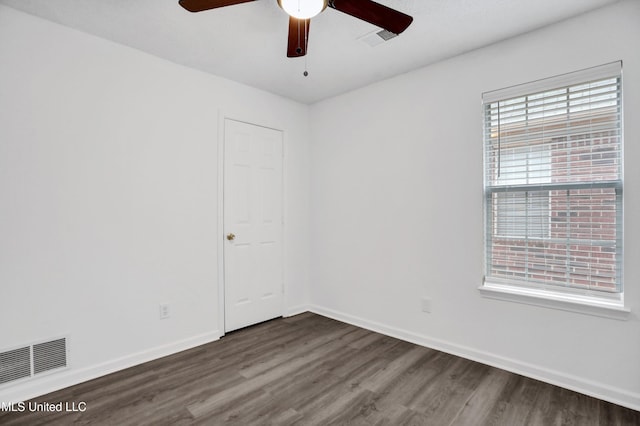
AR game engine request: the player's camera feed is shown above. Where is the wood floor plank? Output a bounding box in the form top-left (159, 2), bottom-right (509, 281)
top-left (1, 313), bottom-right (637, 425)
top-left (599, 399), bottom-right (640, 425)
top-left (490, 375), bottom-right (549, 426)
top-left (444, 366), bottom-right (514, 425)
top-left (403, 355), bottom-right (490, 422)
top-left (347, 329), bottom-right (387, 350)
top-left (359, 345), bottom-right (433, 392)
top-left (328, 335), bottom-right (405, 378)
top-left (238, 324), bottom-right (357, 379)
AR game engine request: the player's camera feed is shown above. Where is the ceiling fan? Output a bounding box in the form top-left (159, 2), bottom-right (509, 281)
top-left (179, 0), bottom-right (413, 57)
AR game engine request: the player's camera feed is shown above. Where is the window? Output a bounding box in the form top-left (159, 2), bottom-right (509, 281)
top-left (482, 62), bottom-right (624, 310)
top-left (495, 145), bottom-right (551, 239)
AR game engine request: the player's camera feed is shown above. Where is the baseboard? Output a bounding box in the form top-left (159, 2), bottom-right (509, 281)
top-left (0, 330), bottom-right (221, 405)
top-left (284, 304), bottom-right (311, 318)
top-left (308, 304), bottom-right (640, 412)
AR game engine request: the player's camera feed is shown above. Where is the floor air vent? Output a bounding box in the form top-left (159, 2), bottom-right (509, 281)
top-left (0, 347), bottom-right (31, 385)
top-left (33, 338), bottom-right (67, 375)
top-left (0, 337), bottom-right (68, 386)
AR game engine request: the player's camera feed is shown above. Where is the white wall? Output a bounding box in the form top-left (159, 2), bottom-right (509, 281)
top-left (2, 0), bottom-right (639, 411)
top-left (309, 0), bottom-right (640, 410)
top-left (0, 5), bottom-right (310, 402)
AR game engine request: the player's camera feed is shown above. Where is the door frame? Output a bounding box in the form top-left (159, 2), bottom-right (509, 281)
top-left (216, 111), bottom-right (286, 336)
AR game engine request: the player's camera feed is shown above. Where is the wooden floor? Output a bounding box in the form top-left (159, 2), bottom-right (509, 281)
top-left (1, 313), bottom-right (638, 425)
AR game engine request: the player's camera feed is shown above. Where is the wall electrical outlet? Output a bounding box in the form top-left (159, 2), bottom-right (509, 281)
top-left (421, 298), bottom-right (432, 313)
top-left (159, 303), bottom-right (170, 319)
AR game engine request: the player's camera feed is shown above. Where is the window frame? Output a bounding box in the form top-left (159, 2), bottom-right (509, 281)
top-left (480, 62), bottom-right (629, 318)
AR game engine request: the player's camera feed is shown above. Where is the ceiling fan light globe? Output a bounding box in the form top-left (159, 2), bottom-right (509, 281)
top-left (278, 0), bottom-right (327, 19)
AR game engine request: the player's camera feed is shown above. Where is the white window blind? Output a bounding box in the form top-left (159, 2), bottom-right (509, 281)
top-left (483, 62), bottom-right (623, 298)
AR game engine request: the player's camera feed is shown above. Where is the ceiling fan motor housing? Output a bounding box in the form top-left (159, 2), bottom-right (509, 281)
top-left (278, 0), bottom-right (328, 20)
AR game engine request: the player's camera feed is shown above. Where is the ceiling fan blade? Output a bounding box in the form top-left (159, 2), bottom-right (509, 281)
top-left (328, 0), bottom-right (413, 34)
top-left (179, 0), bottom-right (255, 13)
top-left (287, 17), bottom-right (310, 58)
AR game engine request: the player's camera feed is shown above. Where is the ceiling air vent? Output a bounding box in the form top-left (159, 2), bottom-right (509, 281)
top-left (376, 29), bottom-right (398, 41)
top-left (358, 29), bottom-right (399, 47)
top-left (0, 337), bottom-right (68, 387)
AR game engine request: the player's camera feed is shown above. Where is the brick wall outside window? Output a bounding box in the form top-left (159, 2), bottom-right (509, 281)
top-left (487, 104), bottom-right (621, 293)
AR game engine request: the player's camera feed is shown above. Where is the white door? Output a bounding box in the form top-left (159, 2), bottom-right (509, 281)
top-left (223, 119), bottom-right (283, 332)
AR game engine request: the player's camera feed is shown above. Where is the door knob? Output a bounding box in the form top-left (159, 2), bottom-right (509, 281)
top-left (226, 233), bottom-right (236, 241)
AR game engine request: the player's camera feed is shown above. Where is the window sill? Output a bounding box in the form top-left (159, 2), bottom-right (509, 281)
top-left (479, 282), bottom-right (631, 321)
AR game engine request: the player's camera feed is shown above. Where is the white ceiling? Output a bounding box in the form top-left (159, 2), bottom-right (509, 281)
top-left (0, 0), bottom-right (620, 104)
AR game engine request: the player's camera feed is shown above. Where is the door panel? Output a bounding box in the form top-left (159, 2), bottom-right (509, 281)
top-left (224, 119), bottom-right (283, 332)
